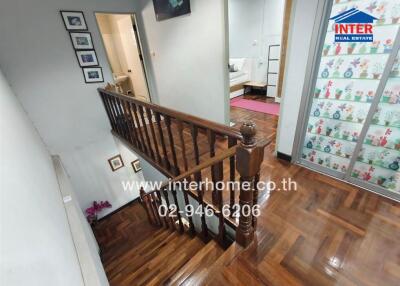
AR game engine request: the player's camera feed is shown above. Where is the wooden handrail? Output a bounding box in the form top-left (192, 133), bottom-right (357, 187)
top-left (98, 88), bottom-right (242, 140)
top-left (160, 146), bottom-right (237, 189)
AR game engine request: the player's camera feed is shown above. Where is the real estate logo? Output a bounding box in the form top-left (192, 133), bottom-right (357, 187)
top-left (331, 8), bottom-right (377, 42)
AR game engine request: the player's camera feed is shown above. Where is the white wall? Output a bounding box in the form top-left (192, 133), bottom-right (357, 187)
top-left (0, 70), bottom-right (84, 286)
top-left (276, 0), bottom-right (321, 156)
top-left (0, 0), bottom-right (143, 215)
top-left (53, 156), bottom-right (109, 286)
top-left (228, 0), bottom-right (285, 86)
top-left (134, 0), bottom-right (230, 124)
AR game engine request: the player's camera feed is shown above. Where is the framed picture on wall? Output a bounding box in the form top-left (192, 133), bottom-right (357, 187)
top-left (108, 155), bottom-right (124, 171)
top-left (131, 160), bottom-right (142, 173)
top-left (76, 50), bottom-right (98, 67)
top-left (83, 67), bottom-right (104, 83)
top-left (152, 0), bottom-right (191, 21)
top-left (60, 11), bottom-right (87, 30)
top-left (70, 32), bottom-right (94, 50)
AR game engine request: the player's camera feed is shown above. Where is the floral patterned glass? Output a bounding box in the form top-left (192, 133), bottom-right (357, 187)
top-left (302, 0), bottom-right (400, 175)
top-left (352, 50), bottom-right (400, 193)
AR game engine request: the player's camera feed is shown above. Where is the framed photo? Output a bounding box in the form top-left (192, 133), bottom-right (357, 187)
top-left (76, 50), bottom-right (98, 67)
top-left (70, 32), bottom-right (93, 50)
top-left (60, 11), bottom-right (87, 30)
top-left (108, 155), bottom-right (124, 171)
top-left (82, 67), bottom-right (104, 83)
top-left (152, 0), bottom-right (191, 21)
top-left (131, 160), bottom-right (142, 173)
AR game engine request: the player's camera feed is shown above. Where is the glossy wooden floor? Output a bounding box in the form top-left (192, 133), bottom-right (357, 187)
top-left (213, 95), bottom-right (400, 286)
top-left (96, 94), bottom-right (400, 285)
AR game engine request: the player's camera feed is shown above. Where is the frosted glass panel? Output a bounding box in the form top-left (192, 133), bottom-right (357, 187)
top-left (302, 0), bottom-right (400, 174)
top-left (353, 51), bottom-right (400, 193)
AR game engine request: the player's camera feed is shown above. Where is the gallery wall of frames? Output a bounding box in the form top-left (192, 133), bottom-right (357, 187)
top-left (60, 11), bottom-right (104, 83)
top-left (296, 0), bottom-right (400, 200)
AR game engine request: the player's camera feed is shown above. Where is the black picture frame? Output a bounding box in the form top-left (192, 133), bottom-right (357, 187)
top-left (60, 10), bottom-right (88, 31)
top-left (69, 32), bottom-right (94, 50)
top-left (82, 67), bottom-right (104, 83)
top-left (108, 155), bottom-right (124, 171)
top-left (152, 0), bottom-right (191, 21)
top-left (75, 50), bottom-right (99, 67)
top-left (131, 160), bottom-right (142, 173)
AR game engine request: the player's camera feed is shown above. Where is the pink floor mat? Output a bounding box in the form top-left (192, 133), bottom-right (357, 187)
top-left (230, 98), bottom-right (280, 116)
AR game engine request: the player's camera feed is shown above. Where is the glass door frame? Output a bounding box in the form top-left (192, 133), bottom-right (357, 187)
top-left (292, 0), bottom-right (400, 201)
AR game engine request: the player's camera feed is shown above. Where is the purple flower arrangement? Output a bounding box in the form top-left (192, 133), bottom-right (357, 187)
top-left (85, 200), bottom-right (112, 224)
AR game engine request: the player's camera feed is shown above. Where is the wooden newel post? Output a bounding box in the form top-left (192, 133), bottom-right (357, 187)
top-left (235, 121), bottom-right (263, 247)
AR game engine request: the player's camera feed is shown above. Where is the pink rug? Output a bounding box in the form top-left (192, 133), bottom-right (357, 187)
top-left (230, 98), bottom-right (280, 116)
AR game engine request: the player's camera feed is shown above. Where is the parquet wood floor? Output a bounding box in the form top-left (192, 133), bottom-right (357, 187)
top-left (95, 94), bottom-right (400, 285)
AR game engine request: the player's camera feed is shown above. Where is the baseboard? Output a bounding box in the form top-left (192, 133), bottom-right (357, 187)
top-left (230, 89), bottom-right (244, 99)
top-left (277, 151), bottom-right (292, 162)
top-left (98, 197), bottom-right (140, 221)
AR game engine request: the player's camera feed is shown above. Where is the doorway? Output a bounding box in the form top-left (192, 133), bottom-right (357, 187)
top-left (95, 13), bottom-right (151, 102)
top-left (227, 0), bottom-right (292, 121)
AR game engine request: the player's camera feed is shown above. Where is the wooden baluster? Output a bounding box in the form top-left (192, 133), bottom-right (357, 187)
top-left (122, 101), bottom-right (137, 147)
top-left (155, 113), bottom-right (171, 170)
top-left (178, 120), bottom-right (195, 235)
top-left (104, 95), bottom-right (118, 132)
top-left (138, 106), bottom-right (155, 160)
top-left (196, 173), bottom-right (209, 240)
top-left (108, 97), bottom-right (124, 136)
top-left (236, 121), bottom-right (263, 247)
top-left (228, 137), bottom-right (237, 216)
top-left (253, 173), bottom-right (260, 229)
top-left (164, 116), bottom-right (180, 176)
top-left (131, 104), bottom-right (147, 154)
top-left (156, 190), bottom-right (169, 229)
top-left (171, 188), bottom-right (184, 234)
top-left (161, 187), bottom-right (175, 229)
top-left (151, 192), bottom-right (162, 226)
top-left (115, 98), bottom-right (129, 140)
top-left (140, 188), bottom-right (153, 225)
top-left (177, 121), bottom-right (189, 172)
top-left (126, 102), bottom-right (140, 150)
top-left (146, 108), bottom-right (162, 163)
top-left (100, 92), bottom-right (117, 131)
top-left (207, 130), bottom-right (220, 205)
top-left (215, 160), bottom-right (225, 245)
top-left (190, 124), bottom-right (202, 182)
top-left (148, 193), bottom-right (159, 226)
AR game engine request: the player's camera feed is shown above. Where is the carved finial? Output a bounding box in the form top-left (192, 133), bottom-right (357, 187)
top-left (240, 121), bottom-right (257, 146)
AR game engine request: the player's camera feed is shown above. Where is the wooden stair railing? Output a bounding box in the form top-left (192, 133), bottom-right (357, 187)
top-left (98, 88), bottom-right (265, 247)
top-left (140, 123), bottom-right (264, 248)
top-left (98, 88), bottom-right (243, 209)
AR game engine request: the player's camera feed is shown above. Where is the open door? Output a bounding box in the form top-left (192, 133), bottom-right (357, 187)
top-left (96, 13), bottom-right (151, 102)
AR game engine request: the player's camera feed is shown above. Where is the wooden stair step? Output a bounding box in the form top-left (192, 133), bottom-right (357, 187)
top-left (165, 239), bottom-right (224, 286)
top-left (106, 228), bottom-right (174, 276)
top-left (109, 231), bottom-right (183, 283)
top-left (112, 232), bottom-right (204, 286)
top-left (178, 242), bottom-right (243, 286)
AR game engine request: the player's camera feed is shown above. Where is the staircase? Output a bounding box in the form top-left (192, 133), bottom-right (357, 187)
top-left (97, 88), bottom-right (268, 285)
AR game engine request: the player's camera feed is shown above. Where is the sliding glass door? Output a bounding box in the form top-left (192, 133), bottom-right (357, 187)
top-left (297, 0), bottom-right (400, 200)
top-left (350, 50), bottom-right (400, 194)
